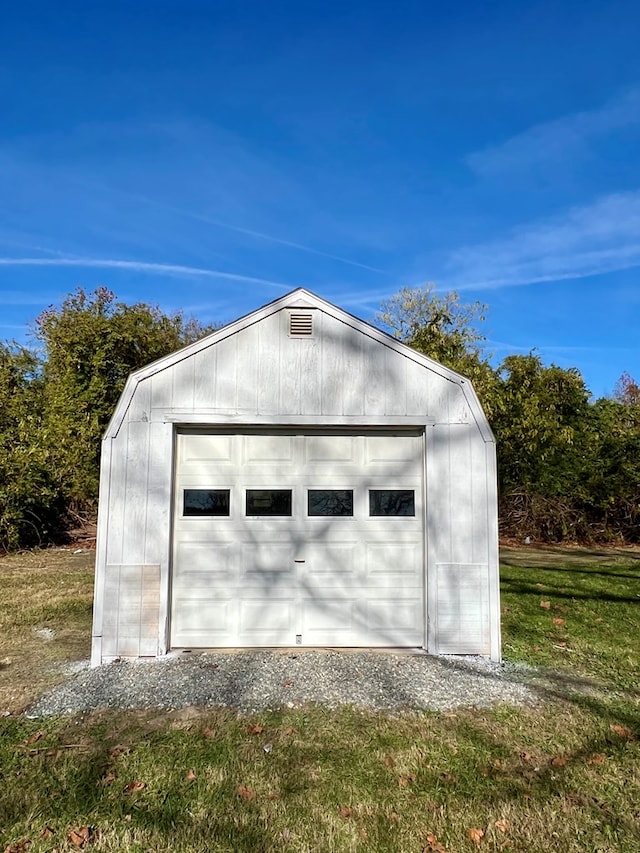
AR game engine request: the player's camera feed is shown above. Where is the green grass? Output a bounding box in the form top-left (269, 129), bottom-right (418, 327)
top-left (500, 545), bottom-right (640, 691)
top-left (1, 546), bottom-right (639, 852)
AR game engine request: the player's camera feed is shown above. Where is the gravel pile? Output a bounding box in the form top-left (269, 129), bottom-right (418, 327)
top-left (27, 650), bottom-right (539, 717)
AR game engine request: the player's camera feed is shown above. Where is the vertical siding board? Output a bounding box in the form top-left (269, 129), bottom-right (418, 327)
top-left (406, 361), bottom-right (429, 417)
top-left (429, 377), bottom-right (451, 424)
top-left (122, 421), bottom-right (150, 565)
top-left (428, 426), bottom-right (451, 564)
top-left (105, 434), bottom-right (127, 566)
top-left (92, 438), bottom-right (113, 665)
top-left (127, 379), bottom-right (151, 422)
top-left (214, 335), bottom-right (238, 412)
top-left (384, 347), bottom-right (407, 415)
top-left (470, 433), bottom-right (489, 565)
top-left (101, 568), bottom-right (120, 657)
top-left (171, 357), bottom-right (195, 411)
top-left (278, 311), bottom-right (302, 415)
top-left (299, 332), bottom-right (321, 415)
top-left (236, 324), bottom-right (259, 415)
top-left (425, 425), bottom-right (438, 653)
top-left (155, 422), bottom-right (174, 656)
top-left (486, 440), bottom-right (502, 661)
top-left (363, 337), bottom-right (385, 415)
top-left (150, 370), bottom-right (173, 416)
top-left (257, 314), bottom-right (281, 415)
top-left (320, 314), bottom-right (344, 415)
top-left (342, 327), bottom-right (364, 416)
top-left (427, 425), bottom-right (452, 647)
top-left (447, 383), bottom-right (469, 423)
top-left (449, 426), bottom-right (472, 565)
top-left (193, 346), bottom-right (216, 410)
top-left (144, 422), bottom-right (173, 566)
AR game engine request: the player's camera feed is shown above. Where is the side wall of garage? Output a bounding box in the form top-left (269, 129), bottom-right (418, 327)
top-left (92, 297), bottom-right (499, 664)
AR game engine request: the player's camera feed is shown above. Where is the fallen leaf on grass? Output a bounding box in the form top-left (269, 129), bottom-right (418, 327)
top-left (423, 832), bottom-right (448, 852)
top-left (468, 827), bottom-right (485, 844)
top-left (67, 826), bottom-right (97, 848)
top-left (552, 617), bottom-right (566, 627)
top-left (39, 828), bottom-right (54, 840)
top-left (23, 732), bottom-right (42, 746)
top-left (282, 679), bottom-right (294, 688)
top-left (384, 755), bottom-right (395, 767)
top-left (610, 724), bottom-right (635, 740)
top-left (237, 785), bottom-right (256, 801)
top-left (123, 781), bottom-right (146, 793)
top-left (439, 772), bottom-right (456, 784)
top-left (185, 769), bottom-right (197, 781)
top-left (494, 819), bottom-right (510, 834)
top-left (588, 753), bottom-right (607, 765)
top-left (359, 827), bottom-right (368, 839)
top-left (108, 744), bottom-right (129, 758)
top-left (539, 600), bottom-right (551, 610)
top-left (339, 806), bottom-right (353, 818)
top-left (550, 756), bottom-right (568, 767)
top-left (3, 840), bottom-right (31, 853)
top-left (102, 772), bottom-right (116, 785)
top-left (202, 726), bottom-right (215, 738)
top-left (389, 812), bottom-right (400, 823)
top-left (247, 724), bottom-right (264, 735)
top-left (399, 773), bottom-right (416, 787)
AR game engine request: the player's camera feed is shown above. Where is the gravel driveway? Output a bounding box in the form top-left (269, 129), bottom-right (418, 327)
top-left (27, 650), bottom-right (539, 717)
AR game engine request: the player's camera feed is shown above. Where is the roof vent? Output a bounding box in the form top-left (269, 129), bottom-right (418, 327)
top-left (289, 312), bottom-right (313, 337)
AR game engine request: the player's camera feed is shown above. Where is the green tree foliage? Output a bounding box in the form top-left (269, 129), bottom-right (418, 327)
top-left (376, 285), bottom-right (640, 543)
top-left (0, 288), bottom-right (215, 550)
top-left (0, 344), bottom-right (62, 550)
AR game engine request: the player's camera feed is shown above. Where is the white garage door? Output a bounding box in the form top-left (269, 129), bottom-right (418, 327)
top-left (171, 429), bottom-right (425, 648)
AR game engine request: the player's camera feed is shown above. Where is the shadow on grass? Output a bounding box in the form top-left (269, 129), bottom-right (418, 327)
top-left (501, 559), bottom-right (640, 582)
top-left (500, 577), bottom-right (639, 604)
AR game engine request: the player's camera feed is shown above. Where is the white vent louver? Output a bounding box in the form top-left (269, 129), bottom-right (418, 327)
top-left (289, 312), bottom-right (314, 337)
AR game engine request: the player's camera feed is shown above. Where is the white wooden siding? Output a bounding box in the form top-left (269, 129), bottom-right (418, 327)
top-left (141, 312), bottom-right (469, 424)
top-left (92, 290), bottom-right (500, 664)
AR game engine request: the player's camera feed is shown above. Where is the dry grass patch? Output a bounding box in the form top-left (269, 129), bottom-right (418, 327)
top-left (0, 548), bottom-right (94, 712)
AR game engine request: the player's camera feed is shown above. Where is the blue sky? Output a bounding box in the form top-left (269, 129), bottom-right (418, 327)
top-left (1, 0), bottom-right (639, 398)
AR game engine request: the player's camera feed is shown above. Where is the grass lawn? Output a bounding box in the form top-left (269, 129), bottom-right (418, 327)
top-left (1, 546), bottom-right (639, 852)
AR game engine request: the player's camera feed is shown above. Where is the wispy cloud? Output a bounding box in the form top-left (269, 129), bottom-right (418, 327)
top-left (467, 88), bottom-right (640, 177)
top-left (446, 191), bottom-right (640, 290)
top-left (72, 179), bottom-right (386, 274)
top-left (0, 256), bottom-right (293, 290)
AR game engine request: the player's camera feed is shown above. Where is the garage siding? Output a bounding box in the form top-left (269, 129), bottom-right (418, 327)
top-left (92, 292), bottom-right (500, 664)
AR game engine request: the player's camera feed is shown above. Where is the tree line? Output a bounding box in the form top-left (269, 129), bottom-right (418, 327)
top-left (0, 285), bottom-right (638, 551)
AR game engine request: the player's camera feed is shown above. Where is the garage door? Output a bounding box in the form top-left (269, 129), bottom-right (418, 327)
top-left (170, 429), bottom-right (425, 648)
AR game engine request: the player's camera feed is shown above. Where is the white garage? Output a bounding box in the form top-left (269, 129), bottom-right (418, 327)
top-left (92, 288), bottom-right (501, 665)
